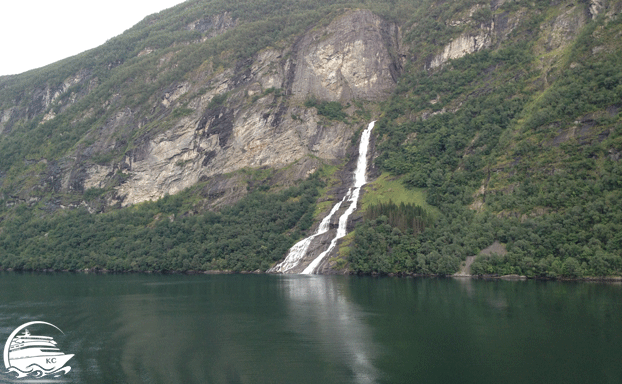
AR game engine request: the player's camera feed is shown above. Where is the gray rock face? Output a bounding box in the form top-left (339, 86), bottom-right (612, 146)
top-left (78, 10), bottom-right (402, 207)
top-left (429, 29), bottom-right (493, 69)
top-left (290, 10), bottom-right (401, 102)
top-left (0, 69), bottom-right (93, 135)
top-left (542, 4), bottom-right (586, 52)
top-left (0, 107), bottom-right (15, 134)
top-left (187, 12), bottom-right (237, 36)
top-left (428, 4), bottom-right (523, 69)
top-left (590, 0), bottom-right (606, 18)
top-left (1, 9), bottom-right (404, 209)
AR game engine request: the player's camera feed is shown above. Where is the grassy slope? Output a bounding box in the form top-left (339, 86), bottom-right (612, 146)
top-left (361, 173), bottom-right (438, 216)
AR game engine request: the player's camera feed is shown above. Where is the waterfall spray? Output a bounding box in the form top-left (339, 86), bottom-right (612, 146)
top-left (270, 121), bottom-right (375, 274)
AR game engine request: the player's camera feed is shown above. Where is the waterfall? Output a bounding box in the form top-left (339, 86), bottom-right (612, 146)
top-left (269, 121), bottom-right (375, 274)
top-left (301, 121), bottom-right (375, 274)
top-left (268, 198), bottom-right (346, 273)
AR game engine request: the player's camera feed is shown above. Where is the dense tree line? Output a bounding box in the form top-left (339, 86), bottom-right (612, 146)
top-left (350, 216), bottom-right (460, 275)
top-left (363, 201), bottom-right (433, 236)
top-left (349, 42), bottom-right (533, 275)
top-left (471, 170), bottom-right (622, 278)
top-left (0, 178), bottom-right (322, 272)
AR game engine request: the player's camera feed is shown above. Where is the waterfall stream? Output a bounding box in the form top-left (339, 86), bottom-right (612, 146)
top-left (269, 121), bottom-right (375, 274)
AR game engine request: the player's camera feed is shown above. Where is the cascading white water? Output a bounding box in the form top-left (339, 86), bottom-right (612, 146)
top-left (268, 197), bottom-right (346, 273)
top-left (301, 121), bottom-right (375, 274)
top-left (269, 121), bottom-right (375, 274)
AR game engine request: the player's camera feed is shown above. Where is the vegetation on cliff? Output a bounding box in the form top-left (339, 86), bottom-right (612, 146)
top-left (1, 0), bottom-right (621, 277)
top-left (349, 1), bottom-right (622, 278)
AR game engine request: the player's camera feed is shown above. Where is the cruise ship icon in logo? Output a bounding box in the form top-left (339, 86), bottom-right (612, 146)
top-left (3, 321), bottom-right (73, 379)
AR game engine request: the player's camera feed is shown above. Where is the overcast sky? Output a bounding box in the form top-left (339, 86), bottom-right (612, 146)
top-left (0, 0), bottom-right (187, 76)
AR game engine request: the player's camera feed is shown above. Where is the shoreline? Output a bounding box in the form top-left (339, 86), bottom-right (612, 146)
top-left (1, 267), bottom-right (622, 283)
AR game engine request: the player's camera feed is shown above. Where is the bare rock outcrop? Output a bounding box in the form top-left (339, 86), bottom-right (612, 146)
top-left (590, 0), bottom-right (606, 19)
top-left (429, 29), bottom-right (493, 69)
top-left (542, 4), bottom-right (587, 52)
top-left (0, 69), bottom-right (94, 134)
top-left (291, 10), bottom-right (402, 102)
top-left (78, 10), bottom-right (402, 207)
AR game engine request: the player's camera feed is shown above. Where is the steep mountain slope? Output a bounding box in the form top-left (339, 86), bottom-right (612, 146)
top-left (0, 0), bottom-right (621, 276)
top-left (0, 3), bottom-right (401, 209)
top-left (351, 0), bottom-right (622, 278)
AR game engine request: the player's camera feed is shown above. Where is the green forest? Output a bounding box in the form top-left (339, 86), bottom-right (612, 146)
top-left (348, 2), bottom-right (622, 278)
top-left (0, 177), bottom-right (321, 272)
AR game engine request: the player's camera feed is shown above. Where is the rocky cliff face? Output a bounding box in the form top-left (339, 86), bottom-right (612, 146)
top-left (428, 3), bottom-right (523, 69)
top-left (0, 69), bottom-right (95, 135)
top-left (290, 10), bottom-right (401, 101)
top-left (1, 9), bottom-right (402, 209)
top-left (2, 0), bottom-right (618, 214)
top-left (107, 10), bottom-right (401, 206)
top-left (426, 0), bottom-right (621, 69)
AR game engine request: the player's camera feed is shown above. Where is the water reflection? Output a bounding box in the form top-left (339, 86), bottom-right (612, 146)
top-left (1, 273), bottom-right (621, 384)
top-left (280, 276), bottom-right (379, 383)
top-left (108, 275), bottom-right (383, 384)
top-left (112, 291), bottom-right (233, 384)
top-left (454, 277), bottom-right (509, 310)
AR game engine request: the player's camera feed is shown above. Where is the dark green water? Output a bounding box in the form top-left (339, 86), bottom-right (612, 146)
top-left (0, 273), bottom-right (621, 384)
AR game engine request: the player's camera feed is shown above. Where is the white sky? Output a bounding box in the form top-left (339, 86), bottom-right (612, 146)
top-left (0, 0), bottom-right (187, 76)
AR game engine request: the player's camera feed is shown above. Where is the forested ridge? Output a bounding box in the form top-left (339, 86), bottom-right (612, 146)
top-left (0, 0), bottom-right (621, 277)
top-left (349, 0), bottom-right (622, 278)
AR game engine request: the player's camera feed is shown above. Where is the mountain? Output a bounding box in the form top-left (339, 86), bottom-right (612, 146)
top-left (0, 0), bottom-right (621, 277)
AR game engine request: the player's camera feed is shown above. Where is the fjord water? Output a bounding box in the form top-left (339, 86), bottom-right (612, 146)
top-left (0, 273), bottom-right (621, 384)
